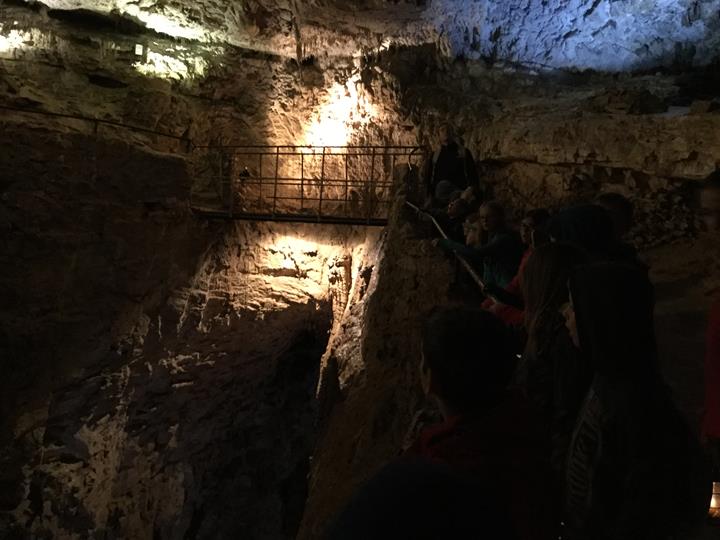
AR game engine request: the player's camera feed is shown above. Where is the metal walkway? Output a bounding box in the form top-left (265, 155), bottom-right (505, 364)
top-left (190, 145), bottom-right (426, 226)
top-left (0, 105), bottom-right (427, 225)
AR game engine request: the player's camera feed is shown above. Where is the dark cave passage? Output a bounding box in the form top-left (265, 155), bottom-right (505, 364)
top-left (5, 299), bottom-right (334, 540)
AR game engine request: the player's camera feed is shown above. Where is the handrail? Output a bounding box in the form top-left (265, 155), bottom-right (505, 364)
top-left (405, 200), bottom-right (486, 290)
top-left (0, 104), bottom-right (192, 147)
top-left (192, 144), bottom-right (425, 150)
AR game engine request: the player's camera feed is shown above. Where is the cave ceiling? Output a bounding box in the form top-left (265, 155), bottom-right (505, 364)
top-left (4, 0), bottom-right (720, 71)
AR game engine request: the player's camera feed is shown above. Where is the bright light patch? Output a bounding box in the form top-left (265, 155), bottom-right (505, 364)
top-left (303, 74), bottom-right (377, 147)
top-left (273, 235), bottom-right (328, 255)
top-left (122, 6), bottom-right (206, 41)
top-left (133, 50), bottom-right (209, 81)
top-left (711, 482), bottom-right (720, 510)
top-left (134, 43), bottom-right (144, 56)
top-left (281, 256), bottom-right (295, 270)
top-left (0, 28), bottom-right (27, 56)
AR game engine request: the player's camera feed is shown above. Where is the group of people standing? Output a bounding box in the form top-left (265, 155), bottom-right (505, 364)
top-left (326, 130), bottom-right (720, 539)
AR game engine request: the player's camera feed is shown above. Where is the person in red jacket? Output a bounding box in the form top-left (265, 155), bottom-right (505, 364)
top-left (406, 308), bottom-right (558, 540)
top-left (482, 208), bottom-right (550, 327)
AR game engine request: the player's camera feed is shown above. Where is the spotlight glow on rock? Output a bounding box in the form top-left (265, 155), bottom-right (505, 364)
top-left (0, 27), bottom-right (28, 56)
top-left (304, 74), bottom-right (377, 147)
top-left (133, 48), bottom-right (213, 80)
top-left (122, 6), bottom-right (206, 41)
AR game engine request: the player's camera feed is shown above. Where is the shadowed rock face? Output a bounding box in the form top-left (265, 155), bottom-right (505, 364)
top-left (0, 115), bottom-right (381, 538)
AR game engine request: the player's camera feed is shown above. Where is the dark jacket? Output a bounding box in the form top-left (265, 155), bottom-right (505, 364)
top-left (439, 228), bottom-right (524, 288)
top-left (405, 391), bottom-right (558, 540)
top-left (565, 377), bottom-right (709, 540)
top-left (564, 263), bottom-right (710, 540)
top-left (425, 141), bottom-right (480, 197)
top-left (515, 317), bottom-right (592, 474)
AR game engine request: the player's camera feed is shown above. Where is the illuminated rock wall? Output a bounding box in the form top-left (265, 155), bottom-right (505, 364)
top-left (428, 0), bottom-right (720, 71)
top-left (5, 1), bottom-right (720, 71)
top-left (0, 106), bottom-right (382, 538)
top-left (2, 1), bottom-right (720, 538)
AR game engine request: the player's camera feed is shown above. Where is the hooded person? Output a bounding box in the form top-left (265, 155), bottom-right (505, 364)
top-left (547, 205), bottom-right (615, 259)
top-left (424, 124), bottom-right (480, 206)
top-left (483, 208), bottom-right (551, 327)
top-left (562, 263), bottom-right (710, 540)
top-left (513, 242), bottom-right (591, 475)
top-left (405, 308), bottom-right (558, 540)
top-left (549, 204), bottom-right (644, 267)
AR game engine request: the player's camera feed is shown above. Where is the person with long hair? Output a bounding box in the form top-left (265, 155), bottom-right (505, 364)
top-left (515, 242), bottom-right (590, 474)
top-left (562, 263), bottom-right (710, 540)
top-left (483, 208), bottom-right (551, 327)
top-left (436, 201), bottom-right (524, 288)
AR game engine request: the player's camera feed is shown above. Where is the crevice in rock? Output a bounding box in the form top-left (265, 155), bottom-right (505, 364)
top-left (46, 8), bottom-right (148, 36)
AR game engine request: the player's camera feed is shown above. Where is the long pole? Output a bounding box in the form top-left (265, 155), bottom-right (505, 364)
top-left (405, 201), bottom-right (486, 290)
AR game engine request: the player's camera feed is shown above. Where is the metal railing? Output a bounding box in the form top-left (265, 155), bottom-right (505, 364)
top-left (1, 103), bottom-right (428, 225)
top-left (190, 145), bottom-right (426, 225)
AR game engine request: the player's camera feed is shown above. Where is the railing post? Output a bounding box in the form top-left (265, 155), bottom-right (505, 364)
top-left (344, 150), bottom-right (349, 214)
top-left (319, 146), bottom-right (326, 221)
top-left (367, 147), bottom-right (376, 224)
top-left (258, 152), bottom-right (263, 210)
top-left (272, 146), bottom-right (280, 217)
top-left (229, 152), bottom-right (235, 217)
top-left (389, 152), bottom-right (395, 220)
top-left (300, 151), bottom-right (305, 212)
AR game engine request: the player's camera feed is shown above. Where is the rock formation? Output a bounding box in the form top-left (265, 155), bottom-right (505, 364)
top-left (1, 0), bottom-right (719, 538)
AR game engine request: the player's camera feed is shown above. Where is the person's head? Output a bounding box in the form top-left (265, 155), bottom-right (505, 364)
top-left (460, 185), bottom-right (479, 205)
top-left (548, 205), bottom-right (614, 257)
top-left (522, 243), bottom-right (587, 353)
top-left (478, 200), bottom-right (506, 233)
top-left (447, 196), bottom-right (469, 219)
top-left (434, 180), bottom-right (456, 205)
top-left (438, 123), bottom-right (455, 144)
top-left (420, 308), bottom-right (514, 416)
top-left (595, 192), bottom-right (634, 239)
top-left (563, 263), bottom-right (658, 380)
top-left (699, 172), bottom-right (720, 232)
top-left (520, 208), bottom-right (551, 246)
top-left (463, 214), bottom-right (482, 246)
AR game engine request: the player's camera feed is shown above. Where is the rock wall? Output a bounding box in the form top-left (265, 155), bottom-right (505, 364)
top-left (298, 50), bottom-right (720, 535)
top-left (299, 197), bottom-right (454, 539)
top-left (6, 1), bottom-right (720, 71)
top-left (0, 106), bottom-right (383, 538)
top-left (3, 3), bottom-right (720, 539)
top-left (428, 0), bottom-right (720, 71)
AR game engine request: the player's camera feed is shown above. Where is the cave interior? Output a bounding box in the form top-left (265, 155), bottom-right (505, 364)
top-left (1, 0), bottom-right (720, 538)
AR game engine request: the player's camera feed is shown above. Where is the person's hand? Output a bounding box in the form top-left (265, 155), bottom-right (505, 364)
top-left (419, 212), bottom-right (435, 224)
top-left (483, 283), bottom-right (502, 300)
